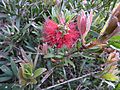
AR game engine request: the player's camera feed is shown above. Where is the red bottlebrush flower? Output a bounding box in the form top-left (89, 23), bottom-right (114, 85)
top-left (43, 19), bottom-right (59, 46)
top-left (43, 19), bottom-right (79, 48)
top-left (63, 22), bottom-right (79, 48)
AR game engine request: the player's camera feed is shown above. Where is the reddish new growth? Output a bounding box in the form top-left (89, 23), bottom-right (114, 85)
top-left (43, 19), bottom-right (79, 48)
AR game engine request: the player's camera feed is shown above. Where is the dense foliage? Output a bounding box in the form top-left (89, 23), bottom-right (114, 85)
top-left (0, 0), bottom-right (120, 90)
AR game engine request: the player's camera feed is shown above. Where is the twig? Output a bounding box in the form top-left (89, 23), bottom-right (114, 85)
top-left (6, 60), bottom-right (23, 66)
top-left (34, 48), bottom-right (40, 68)
top-left (40, 71), bottom-right (100, 90)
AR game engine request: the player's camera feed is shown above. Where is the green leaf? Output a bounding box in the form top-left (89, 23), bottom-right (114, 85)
top-left (0, 13), bottom-right (7, 19)
top-left (114, 83), bottom-right (120, 90)
top-left (34, 68), bottom-right (47, 78)
top-left (0, 65), bottom-right (13, 76)
top-left (11, 59), bottom-right (18, 77)
top-left (55, 55), bottom-right (63, 59)
top-left (21, 78), bottom-right (27, 86)
top-left (101, 73), bottom-right (119, 81)
top-left (24, 64), bottom-right (33, 78)
top-left (109, 35), bottom-right (120, 49)
top-left (30, 78), bottom-right (37, 84)
top-left (0, 76), bottom-right (12, 82)
top-left (44, 53), bottom-right (55, 58)
top-left (0, 83), bottom-right (13, 90)
top-left (110, 35), bottom-right (120, 41)
top-left (12, 85), bottom-right (21, 90)
top-left (65, 59), bottom-right (75, 68)
top-left (20, 63), bottom-right (33, 79)
top-left (24, 71), bottom-right (33, 78)
top-left (24, 64), bottom-right (33, 74)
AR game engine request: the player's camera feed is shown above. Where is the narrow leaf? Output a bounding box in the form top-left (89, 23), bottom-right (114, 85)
top-left (34, 68), bottom-right (47, 78)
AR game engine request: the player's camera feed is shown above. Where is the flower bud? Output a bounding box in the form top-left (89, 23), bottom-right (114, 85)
top-left (77, 10), bottom-right (93, 44)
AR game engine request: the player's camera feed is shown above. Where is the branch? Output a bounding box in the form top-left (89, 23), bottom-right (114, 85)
top-left (39, 71), bottom-right (100, 90)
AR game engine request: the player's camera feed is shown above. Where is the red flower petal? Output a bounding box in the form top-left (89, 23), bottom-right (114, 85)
top-left (43, 19), bottom-right (79, 48)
